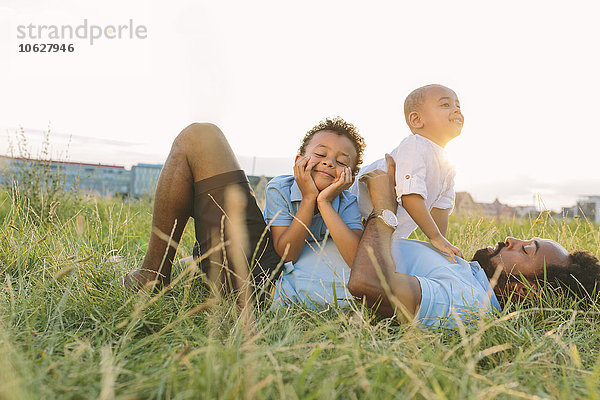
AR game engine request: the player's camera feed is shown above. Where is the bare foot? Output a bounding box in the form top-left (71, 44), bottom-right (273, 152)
top-left (122, 268), bottom-right (169, 291)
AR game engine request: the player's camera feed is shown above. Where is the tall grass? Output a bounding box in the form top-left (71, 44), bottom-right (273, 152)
top-left (2, 127), bottom-right (79, 222)
top-left (1, 184), bottom-right (600, 398)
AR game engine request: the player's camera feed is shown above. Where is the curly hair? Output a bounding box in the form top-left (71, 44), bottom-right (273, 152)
top-left (298, 117), bottom-right (366, 176)
top-left (542, 250), bottom-right (600, 303)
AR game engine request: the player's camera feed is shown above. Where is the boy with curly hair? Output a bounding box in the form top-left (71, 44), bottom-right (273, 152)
top-left (264, 117), bottom-right (366, 268)
top-left (124, 118), bottom-right (365, 305)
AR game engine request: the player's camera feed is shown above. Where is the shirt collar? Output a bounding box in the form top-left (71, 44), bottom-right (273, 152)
top-left (470, 261), bottom-right (502, 312)
top-left (416, 134), bottom-right (455, 171)
top-left (290, 180), bottom-right (342, 210)
top-left (415, 134), bottom-right (445, 154)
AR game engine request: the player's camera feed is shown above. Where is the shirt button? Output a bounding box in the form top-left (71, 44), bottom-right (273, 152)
top-left (405, 175), bottom-right (410, 179)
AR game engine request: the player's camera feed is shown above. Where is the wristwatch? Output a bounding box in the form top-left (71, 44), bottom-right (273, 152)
top-left (367, 209), bottom-right (398, 229)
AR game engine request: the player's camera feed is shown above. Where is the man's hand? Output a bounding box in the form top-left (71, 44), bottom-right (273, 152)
top-left (359, 154), bottom-right (397, 212)
top-left (317, 166), bottom-right (353, 205)
top-left (293, 156), bottom-right (319, 200)
top-left (430, 234), bottom-right (463, 263)
top-left (348, 153), bottom-right (422, 321)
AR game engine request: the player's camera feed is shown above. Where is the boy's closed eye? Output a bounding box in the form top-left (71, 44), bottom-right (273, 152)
top-left (313, 153), bottom-right (349, 167)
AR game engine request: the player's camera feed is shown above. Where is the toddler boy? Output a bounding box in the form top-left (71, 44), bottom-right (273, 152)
top-left (351, 84), bottom-right (463, 261)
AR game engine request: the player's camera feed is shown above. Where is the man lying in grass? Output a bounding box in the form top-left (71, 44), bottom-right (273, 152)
top-left (123, 121), bottom-right (600, 327)
top-left (347, 154), bottom-right (600, 326)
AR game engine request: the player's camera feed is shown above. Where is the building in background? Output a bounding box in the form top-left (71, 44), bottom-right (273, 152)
top-left (562, 196), bottom-right (600, 224)
top-left (0, 155), bottom-right (130, 196)
top-left (454, 192), bottom-right (481, 217)
top-left (512, 205), bottom-right (538, 219)
top-left (130, 163), bottom-right (163, 197)
top-left (0, 155), bottom-right (272, 200)
top-left (9, 154), bottom-right (592, 223)
top-left (454, 192), bottom-right (539, 221)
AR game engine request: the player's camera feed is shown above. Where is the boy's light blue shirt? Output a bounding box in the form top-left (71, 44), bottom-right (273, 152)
top-left (271, 240), bottom-right (354, 310)
top-left (263, 175), bottom-right (363, 242)
top-left (272, 237), bottom-right (501, 328)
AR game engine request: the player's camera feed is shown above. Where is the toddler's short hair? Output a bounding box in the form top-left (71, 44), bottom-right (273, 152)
top-left (403, 84), bottom-right (450, 125)
top-left (298, 117), bottom-right (366, 175)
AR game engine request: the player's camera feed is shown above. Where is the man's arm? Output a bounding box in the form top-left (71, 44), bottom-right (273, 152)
top-left (347, 154), bottom-right (422, 321)
top-left (430, 207), bottom-right (450, 237)
top-left (348, 216), bottom-right (422, 320)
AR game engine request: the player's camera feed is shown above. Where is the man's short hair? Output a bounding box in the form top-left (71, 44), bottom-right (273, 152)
top-left (298, 117), bottom-right (366, 176)
top-left (541, 250), bottom-right (600, 303)
top-left (403, 84), bottom-right (449, 126)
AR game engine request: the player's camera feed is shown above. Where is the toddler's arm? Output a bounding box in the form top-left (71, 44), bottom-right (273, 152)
top-left (401, 194), bottom-right (462, 262)
top-left (430, 207), bottom-right (450, 237)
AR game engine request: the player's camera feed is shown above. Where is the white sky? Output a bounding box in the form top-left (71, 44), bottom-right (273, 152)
top-left (1, 0), bottom-right (599, 211)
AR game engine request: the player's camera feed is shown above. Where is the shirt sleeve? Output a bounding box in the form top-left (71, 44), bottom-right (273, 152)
top-left (414, 276), bottom-right (452, 327)
top-left (394, 150), bottom-right (428, 204)
top-left (338, 192), bottom-right (364, 231)
top-left (433, 177), bottom-right (455, 211)
top-left (263, 181), bottom-right (294, 227)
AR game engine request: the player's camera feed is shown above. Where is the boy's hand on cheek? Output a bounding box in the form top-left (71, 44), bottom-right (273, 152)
top-left (317, 167), bottom-right (352, 205)
top-left (294, 156), bottom-right (319, 200)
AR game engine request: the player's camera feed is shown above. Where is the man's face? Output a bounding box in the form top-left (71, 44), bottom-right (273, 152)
top-left (417, 86), bottom-right (464, 145)
top-left (472, 237), bottom-right (570, 297)
top-left (299, 130), bottom-right (358, 191)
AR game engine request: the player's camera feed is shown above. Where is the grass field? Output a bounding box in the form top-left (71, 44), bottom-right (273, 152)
top-left (1, 184), bottom-right (600, 399)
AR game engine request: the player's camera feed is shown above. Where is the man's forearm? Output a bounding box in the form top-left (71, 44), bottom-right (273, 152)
top-left (348, 217), bottom-right (421, 321)
top-left (349, 154), bottom-right (422, 321)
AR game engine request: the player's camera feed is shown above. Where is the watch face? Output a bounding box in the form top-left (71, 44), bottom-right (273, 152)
top-left (381, 209), bottom-right (398, 227)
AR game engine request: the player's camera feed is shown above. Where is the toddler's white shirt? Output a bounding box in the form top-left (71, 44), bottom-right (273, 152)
top-left (350, 134), bottom-right (456, 242)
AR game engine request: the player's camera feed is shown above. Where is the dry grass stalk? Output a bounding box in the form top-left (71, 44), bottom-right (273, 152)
top-left (224, 185), bottom-right (255, 331)
top-left (224, 185), bottom-right (259, 400)
top-left (99, 345), bottom-right (117, 400)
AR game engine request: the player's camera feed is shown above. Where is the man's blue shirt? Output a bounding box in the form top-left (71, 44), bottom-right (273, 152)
top-left (263, 175), bottom-right (363, 242)
top-left (272, 237), bottom-right (501, 328)
top-left (392, 239), bottom-right (501, 326)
